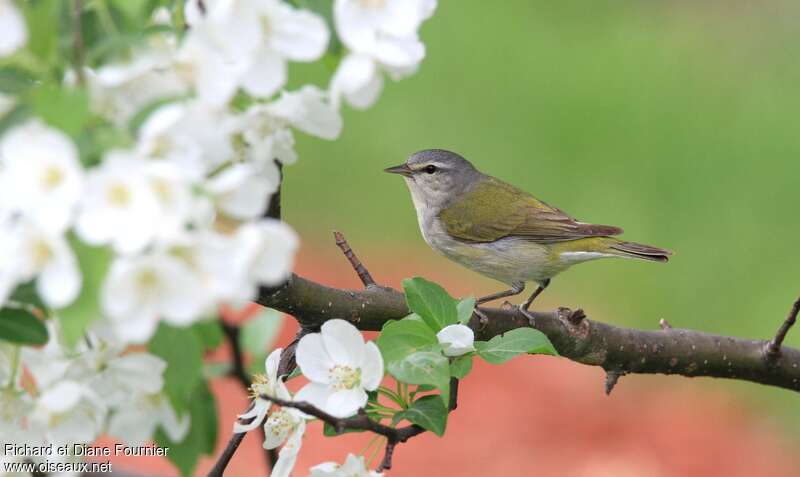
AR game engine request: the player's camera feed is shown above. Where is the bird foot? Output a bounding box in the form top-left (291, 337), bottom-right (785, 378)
top-left (473, 307), bottom-right (490, 328)
top-left (517, 304), bottom-right (536, 327)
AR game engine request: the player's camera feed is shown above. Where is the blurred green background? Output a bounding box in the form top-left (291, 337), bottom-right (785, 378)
top-left (286, 0), bottom-right (800, 430)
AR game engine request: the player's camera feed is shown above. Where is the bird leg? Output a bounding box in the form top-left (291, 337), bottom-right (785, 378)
top-left (522, 279), bottom-right (550, 310)
top-left (517, 279), bottom-right (550, 326)
top-left (476, 281), bottom-right (525, 305)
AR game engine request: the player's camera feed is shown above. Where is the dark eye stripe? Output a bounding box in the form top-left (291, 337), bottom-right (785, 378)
top-left (423, 165), bottom-right (437, 174)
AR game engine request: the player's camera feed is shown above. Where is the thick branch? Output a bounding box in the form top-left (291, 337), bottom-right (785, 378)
top-left (259, 275), bottom-right (800, 393)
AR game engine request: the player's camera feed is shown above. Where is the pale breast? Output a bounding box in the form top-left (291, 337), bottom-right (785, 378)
top-left (421, 213), bottom-right (564, 285)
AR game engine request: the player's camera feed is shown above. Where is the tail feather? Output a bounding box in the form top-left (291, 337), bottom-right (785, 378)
top-left (608, 240), bottom-right (672, 263)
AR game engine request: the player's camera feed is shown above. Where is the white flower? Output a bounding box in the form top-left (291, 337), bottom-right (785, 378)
top-left (0, 0), bottom-right (27, 56)
top-left (308, 453), bottom-right (383, 477)
top-left (436, 324), bottom-right (475, 357)
top-left (145, 161), bottom-right (196, 243)
top-left (76, 150), bottom-right (161, 254)
top-left (87, 37), bottom-right (188, 125)
top-left (330, 54), bottom-right (384, 110)
top-left (265, 409), bottom-right (306, 477)
top-left (108, 393), bottom-right (189, 446)
top-left (30, 380), bottom-right (105, 446)
top-left (205, 163), bottom-right (280, 220)
top-left (0, 120), bottom-right (84, 233)
top-left (234, 349), bottom-right (290, 433)
top-left (238, 85), bottom-right (341, 167)
top-left (6, 219), bottom-right (81, 309)
top-left (68, 345), bottom-right (166, 407)
top-left (179, 0), bottom-right (329, 105)
top-left (168, 230), bottom-right (253, 304)
top-left (101, 252), bottom-right (208, 343)
top-left (236, 219), bottom-right (299, 288)
top-left (138, 100), bottom-right (237, 181)
top-left (295, 320), bottom-right (383, 418)
top-left (266, 86), bottom-right (343, 140)
top-left (331, 0), bottom-right (436, 109)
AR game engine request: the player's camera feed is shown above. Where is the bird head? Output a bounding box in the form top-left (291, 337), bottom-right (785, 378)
top-left (384, 149), bottom-right (482, 210)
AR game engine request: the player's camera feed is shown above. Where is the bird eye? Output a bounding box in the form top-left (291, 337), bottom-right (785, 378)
top-left (423, 165), bottom-right (437, 174)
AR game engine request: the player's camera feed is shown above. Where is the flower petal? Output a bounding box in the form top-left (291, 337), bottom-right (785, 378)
top-left (294, 382), bottom-right (333, 412)
top-left (38, 243), bottom-right (81, 309)
top-left (234, 400), bottom-right (269, 433)
top-left (296, 333), bottom-right (333, 383)
top-left (321, 319), bottom-right (365, 367)
top-left (265, 347), bottom-right (283, 381)
top-left (325, 387), bottom-right (366, 418)
top-left (270, 7), bottom-right (329, 61)
top-left (360, 341), bottom-right (384, 391)
top-left (241, 48), bottom-right (286, 99)
top-left (270, 419), bottom-right (305, 477)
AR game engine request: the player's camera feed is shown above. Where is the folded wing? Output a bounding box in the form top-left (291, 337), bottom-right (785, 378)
top-left (439, 177), bottom-right (623, 244)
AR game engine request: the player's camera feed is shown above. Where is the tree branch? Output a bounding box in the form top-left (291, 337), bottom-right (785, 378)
top-left (258, 235), bottom-right (800, 394)
top-left (219, 323), bottom-right (277, 473)
top-left (334, 231), bottom-right (376, 287)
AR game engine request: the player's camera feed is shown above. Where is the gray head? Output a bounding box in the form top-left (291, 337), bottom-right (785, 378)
top-left (385, 149), bottom-right (484, 210)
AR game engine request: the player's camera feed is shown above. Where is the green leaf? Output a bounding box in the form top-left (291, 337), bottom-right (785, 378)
top-left (9, 282), bottom-right (47, 312)
top-left (156, 380), bottom-right (218, 477)
top-left (456, 297), bottom-right (476, 325)
top-left (149, 323), bottom-right (204, 416)
top-left (396, 395), bottom-right (448, 436)
top-left (450, 355), bottom-right (473, 379)
top-left (376, 317), bottom-right (438, 364)
top-left (21, 0), bottom-right (63, 64)
top-left (387, 351), bottom-right (450, 404)
top-left (56, 240), bottom-right (112, 348)
top-left (0, 308), bottom-right (48, 345)
top-left (402, 277), bottom-right (458, 331)
top-left (240, 308), bottom-right (283, 356)
top-left (192, 319), bottom-right (223, 350)
top-left (0, 103), bottom-right (32, 137)
top-left (323, 421), bottom-right (366, 437)
top-left (31, 84), bottom-right (90, 137)
top-left (0, 67), bottom-right (38, 94)
top-left (475, 328), bottom-right (558, 365)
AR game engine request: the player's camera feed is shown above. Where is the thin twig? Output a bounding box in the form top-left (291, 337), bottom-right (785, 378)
top-left (766, 297), bottom-right (800, 361)
top-left (277, 327), bottom-right (313, 378)
top-left (220, 322), bottom-right (277, 472)
top-left (263, 395), bottom-right (423, 441)
top-left (604, 370), bottom-right (623, 395)
top-left (221, 322), bottom-right (251, 387)
top-left (258, 379), bottom-right (459, 473)
top-left (334, 231), bottom-right (376, 287)
top-left (207, 431), bottom-right (245, 477)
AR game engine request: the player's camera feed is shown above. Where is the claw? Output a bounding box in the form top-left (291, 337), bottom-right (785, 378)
top-left (474, 307), bottom-right (489, 328)
top-left (517, 305), bottom-right (536, 327)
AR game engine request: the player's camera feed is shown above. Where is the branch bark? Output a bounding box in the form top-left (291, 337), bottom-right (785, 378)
top-left (258, 251), bottom-right (800, 395)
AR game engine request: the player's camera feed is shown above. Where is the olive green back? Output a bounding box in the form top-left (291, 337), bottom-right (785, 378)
top-left (439, 177), bottom-right (623, 244)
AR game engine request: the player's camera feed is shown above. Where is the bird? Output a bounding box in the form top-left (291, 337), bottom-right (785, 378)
top-left (384, 149), bottom-right (672, 319)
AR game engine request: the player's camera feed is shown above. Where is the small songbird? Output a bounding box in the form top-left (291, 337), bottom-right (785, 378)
top-left (385, 149), bottom-right (672, 317)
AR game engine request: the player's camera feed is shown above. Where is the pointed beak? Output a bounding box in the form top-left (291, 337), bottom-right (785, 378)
top-left (384, 163), bottom-right (414, 177)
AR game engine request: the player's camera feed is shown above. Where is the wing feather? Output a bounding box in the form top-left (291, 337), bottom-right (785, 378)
top-left (439, 177), bottom-right (622, 243)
